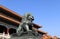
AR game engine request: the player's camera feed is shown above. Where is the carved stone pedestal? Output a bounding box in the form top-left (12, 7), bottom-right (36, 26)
top-left (10, 31), bottom-right (40, 39)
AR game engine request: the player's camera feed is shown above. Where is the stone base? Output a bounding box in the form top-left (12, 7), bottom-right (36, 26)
top-left (10, 31), bottom-right (40, 39)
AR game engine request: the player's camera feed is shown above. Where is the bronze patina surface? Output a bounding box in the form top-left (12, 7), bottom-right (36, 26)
top-left (11, 13), bottom-right (41, 39)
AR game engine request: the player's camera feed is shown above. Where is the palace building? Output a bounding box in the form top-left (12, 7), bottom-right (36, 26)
top-left (0, 5), bottom-right (46, 34)
top-left (0, 5), bottom-right (59, 39)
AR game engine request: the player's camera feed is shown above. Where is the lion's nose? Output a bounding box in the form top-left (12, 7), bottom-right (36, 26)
top-left (31, 17), bottom-right (34, 21)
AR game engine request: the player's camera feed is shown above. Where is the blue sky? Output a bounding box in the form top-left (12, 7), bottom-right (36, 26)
top-left (0, 0), bottom-right (60, 37)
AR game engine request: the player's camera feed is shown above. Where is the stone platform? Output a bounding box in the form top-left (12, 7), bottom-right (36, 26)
top-left (10, 31), bottom-right (40, 39)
